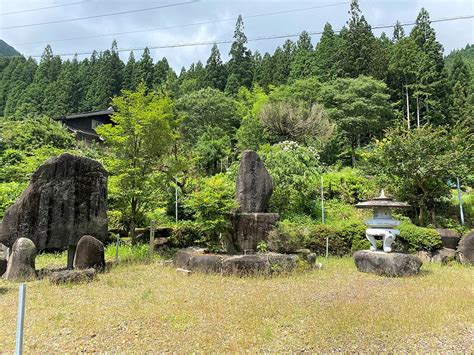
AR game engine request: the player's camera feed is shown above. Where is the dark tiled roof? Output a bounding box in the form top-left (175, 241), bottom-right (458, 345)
top-left (61, 108), bottom-right (114, 120)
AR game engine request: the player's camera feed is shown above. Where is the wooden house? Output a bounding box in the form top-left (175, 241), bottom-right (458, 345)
top-left (57, 107), bottom-right (114, 143)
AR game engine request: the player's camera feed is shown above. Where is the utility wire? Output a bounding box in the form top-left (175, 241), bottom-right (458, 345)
top-left (8, 14), bottom-right (474, 58)
top-left (0, 1), bottom-right (92, 16)
top-left (11, 2), bottom-right (349, 46)
top-left (0, 0), bottom-right (199, 30)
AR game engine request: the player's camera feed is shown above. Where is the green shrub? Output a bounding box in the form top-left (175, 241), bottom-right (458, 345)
top-left (168, 220), bottom-right (207, 248)
top-left (398, 222), bottom-right (442, 252)
top-left (268, 219), bottom-right (367, 256)
top-left (183, 173), bottom-right (237, 247)
top-left (323, 167), bottom-right (378, 204)
top-left (0, 181), bottom-right (26, 218)
top-left (306, 222), bottom-right (367, 256)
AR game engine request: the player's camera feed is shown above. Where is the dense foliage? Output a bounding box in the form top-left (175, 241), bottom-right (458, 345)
top-left (0, 0), bottom-right (472, 252)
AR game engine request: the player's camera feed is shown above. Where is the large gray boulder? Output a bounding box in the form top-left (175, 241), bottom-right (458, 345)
top-left (236, 150), bottom-right (273, 213)
top-left (0, 153), bottom-right (108, 253)
top-left (73, 235), bottom-right (105, 270)
top-left (3, 238), bottom-right (37, 281)
top-left (457, 231), bottom-right (474, 265)
top-left (354, 250), bottom-right (422, 277)
top-left (431, 248), bottom-right (456, 264)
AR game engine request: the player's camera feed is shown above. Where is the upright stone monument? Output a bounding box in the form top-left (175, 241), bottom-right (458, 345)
top-left (0, 153), bottom-right (108, 269)
top-left (226, 150), bottom-right (279, 253)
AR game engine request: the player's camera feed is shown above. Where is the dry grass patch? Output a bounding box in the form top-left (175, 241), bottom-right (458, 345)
top-left (0, 257), bottom-right (472, 352)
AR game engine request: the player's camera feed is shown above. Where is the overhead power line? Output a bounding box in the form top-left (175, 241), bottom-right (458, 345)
top-left (11, 2), bottom-right (350, 46)
top-left (0, 1), bottom-right (92, 16)
top-left (0, 0), bottom-right (199, 30)
top-left (10, 14), bottom-right (474, 59)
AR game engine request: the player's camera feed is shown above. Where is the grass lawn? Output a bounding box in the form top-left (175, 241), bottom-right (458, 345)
top-left (0, 255), bottom-right (472, 352)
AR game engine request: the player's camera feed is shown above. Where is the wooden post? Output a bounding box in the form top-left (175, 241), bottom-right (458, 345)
top-left (149, 220), bottom-right (156, 258)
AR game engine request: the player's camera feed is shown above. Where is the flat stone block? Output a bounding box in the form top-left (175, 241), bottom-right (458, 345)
top-left (49, 268), bottom-right (96, 285)
top-left (354, 250), bottom-right (422, 277)
top-left (222, 255), bottom-right (271, 276)
top-left (188, 254), bottom-right (223, 273)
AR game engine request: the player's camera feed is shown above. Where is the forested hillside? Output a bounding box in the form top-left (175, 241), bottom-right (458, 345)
top-left (0, 1), bottom-right (472, 248)
top-left (0, 39), bottom-right (19, 57)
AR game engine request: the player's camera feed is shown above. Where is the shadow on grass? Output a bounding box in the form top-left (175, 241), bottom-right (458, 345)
top-left (0, 287), bottom-right (9, 295)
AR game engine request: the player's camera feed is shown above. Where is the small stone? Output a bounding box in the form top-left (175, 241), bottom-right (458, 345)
top-left (354, 250), bottom-right (422, 277)
top-left (431, 248), bottom-right (456, 264)
top-left (222, 255), bottom-right (270, 276)
top-left (306, 253), bottom-right (317, 265)
top-left (3, 238), bottom-right (37, 281)
top-left (176, 268), bottom-right (192, 275)
top-left (49, 268), bottom-right (96, 285)
top-left (73, 235), bottom-right (105, 271)
top-left (416, 250), bottom-right (432, 263)
top-left (296, 249), bottom-right (311, 258)
top-left (456, 231), bottom-right (474, 265)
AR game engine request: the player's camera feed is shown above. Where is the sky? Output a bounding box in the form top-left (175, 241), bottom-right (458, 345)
top-left (0, 0), bottom-right (473, 71)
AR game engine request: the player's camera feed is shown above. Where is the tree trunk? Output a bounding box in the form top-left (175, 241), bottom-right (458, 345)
top-left (351, 140), bottom-right (356, 167)
top-left (416, 96), bottom-right (420, 128)
top-left (405, 86), bottom-right (411, 129)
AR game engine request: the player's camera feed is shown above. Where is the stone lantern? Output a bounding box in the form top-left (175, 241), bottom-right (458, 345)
top-left (355, 189), bottom-right (410, 252)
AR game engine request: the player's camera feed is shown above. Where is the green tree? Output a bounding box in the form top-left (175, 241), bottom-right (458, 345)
top-left (338, 0), bottom-right (380, 78)
top-left (289, 31), bottom-right (315, 81)
top-left (314, 23), bottom-right (340, 81)
top-left (409, 8), bottom-right (447, 125)
top-left (259, 102), bottom-right (334, 148)
top-left (177, 87), bottom-right (239, 143)
top-left (236, 85), bottom-right (269, 151)
top-left (321, 76), bottom-right (394, 166)
top-left (96, 83), bottom-right (179, 242)
top-left (122, 51), bottom-right (138, 91)
top-left (136, 47), bottom-right (154, 90)
top-left (227, 15), bottom-right (253, 91)
top-left (258, 141), bottom-right (321, 217)
top-left (154, 57), bottom-right (171, 87)
top-left (193, 126), bottom-right (232, 175)
top-left (363, 125), bottom-right (473, 225)
top-left (205, 44), bottom-right (226, 91)
top-left (448, 53), bottom-right (472, 125)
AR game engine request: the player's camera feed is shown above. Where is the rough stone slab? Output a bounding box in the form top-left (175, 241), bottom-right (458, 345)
top-left (222, 255), bottom-right (271, 276)
top-left (3, 238), bottom-right (37, 281)
top-left (354, 250), bottom-right (422, 277)
top-left (457, 232), bottom-right (474, 265)
top-left (0, 153), bottom-right (108, 251)
top-left (431, 248), bottom-right (456, 264)
top-left (236, 150), bottom-right (273, 213)
top-left (267, 253), bottom-right (297, 272)
top-left (73, 235), bottom-right (105, 270)
top-left (0, 243), bottom-right (8, 276)
top-left (188, 254), bottom-right (224, 273)
top-left (173, 248), bottom-right (206, 269)
top-left (437, 228), bottom-right (460, 250)
top-left (49, 268), bottom-right (96, 285)
top-left (228, 212), bottom-right (279, 252)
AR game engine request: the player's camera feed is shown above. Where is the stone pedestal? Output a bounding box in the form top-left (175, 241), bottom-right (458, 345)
top-left (354, 250), bottom-right (422, 277)
top-left (226, 212), bottom-right (279, 253)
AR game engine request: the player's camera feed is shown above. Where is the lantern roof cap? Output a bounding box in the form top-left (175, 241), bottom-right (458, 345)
top-left (355, 189), bottom-right (410, 209)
